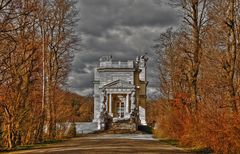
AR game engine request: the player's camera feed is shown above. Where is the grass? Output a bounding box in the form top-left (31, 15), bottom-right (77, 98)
top-left (158, 138), bottom-right (213, 153)
top-left (0, 139), bottom-right (65, 153)
top-left (190, 147), bottom-right (213, 154)
top-left (159, 138), bottom-right (179, 146)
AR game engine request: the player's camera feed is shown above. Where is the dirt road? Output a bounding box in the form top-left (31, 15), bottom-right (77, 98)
top-left (11, 134), bottom-right (194, 154)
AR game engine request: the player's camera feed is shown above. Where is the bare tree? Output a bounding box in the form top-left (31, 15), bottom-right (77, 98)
top-left (0, 0), bottom-right (79, 148)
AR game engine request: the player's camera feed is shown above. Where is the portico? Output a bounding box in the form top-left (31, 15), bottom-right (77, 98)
top-left (100, 79), bottom-right (136, 120)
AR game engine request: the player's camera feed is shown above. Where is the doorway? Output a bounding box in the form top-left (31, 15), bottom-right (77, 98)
top-left (117, 101), bottom-right (124, 118)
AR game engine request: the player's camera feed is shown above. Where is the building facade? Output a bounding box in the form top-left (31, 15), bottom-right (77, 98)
top-left (93, 55), bottom-right (148, 130)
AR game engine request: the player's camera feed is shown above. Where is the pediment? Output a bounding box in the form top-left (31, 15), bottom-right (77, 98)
top-left (102, 79), bottom-right (135, 89)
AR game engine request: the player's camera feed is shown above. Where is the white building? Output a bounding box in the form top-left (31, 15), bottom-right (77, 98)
top-left (93, 55), bottom-right (148, 130)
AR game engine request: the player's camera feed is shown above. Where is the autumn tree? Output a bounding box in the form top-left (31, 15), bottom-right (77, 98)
top-left (166, 0), bottom-right (210, 110)
top-left (154, 0), bottom-right (240, 152)
top-left (209, 0), bottom-right (240, 113)
top-left (44, 0), bottom-right (79, 139)
top-left (0, 0), bottom-right (41, 149)
top-left (0, 0), bottom-right (79, 149)
top-left (33, 0), bottom-right (79, 142)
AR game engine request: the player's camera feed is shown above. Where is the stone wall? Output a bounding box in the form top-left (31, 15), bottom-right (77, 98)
top-left (58, 122), bottom-right (99, 135)
top-left (75, 122), bottom-right (99, 134)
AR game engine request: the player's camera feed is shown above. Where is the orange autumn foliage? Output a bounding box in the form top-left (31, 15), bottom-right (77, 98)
top-left (153, 1), bottom-right (240, 153)
top-left (148, 98), bottom-right (240, 153)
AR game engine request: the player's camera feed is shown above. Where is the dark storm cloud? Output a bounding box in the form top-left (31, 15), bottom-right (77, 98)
top-left (68, 0), bottom-right (179, 96)
top-left (70, 72), bottom-right (93, 89)
top-left (119, 1), bottom-right (178, 27)
top-left (78, 0), bottom-right (178, 36)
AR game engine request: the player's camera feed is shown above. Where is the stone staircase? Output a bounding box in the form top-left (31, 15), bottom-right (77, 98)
top-left (106, 119), bottom-right (137, 134)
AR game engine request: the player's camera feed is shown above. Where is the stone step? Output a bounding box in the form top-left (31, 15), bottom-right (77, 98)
top-left (107, 121), bottom-right (137, 133)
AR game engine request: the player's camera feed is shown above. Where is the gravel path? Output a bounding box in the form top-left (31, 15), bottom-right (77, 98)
top-left (11, 134), bottom-right (194, 154)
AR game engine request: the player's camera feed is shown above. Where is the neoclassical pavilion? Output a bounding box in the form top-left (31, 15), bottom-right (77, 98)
top-left (101, 80), bottom-right (136, 119)
top-left (93, 55), bottom-right (148, 129)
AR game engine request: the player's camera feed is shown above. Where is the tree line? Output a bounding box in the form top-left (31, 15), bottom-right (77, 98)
top-left (152, 0), bottom-right (240, 153)
top-left (0, 0), bottom-right (86, 150)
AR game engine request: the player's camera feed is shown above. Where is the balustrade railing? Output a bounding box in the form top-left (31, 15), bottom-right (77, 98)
top-left (99, 61), bottom-right (134, 68)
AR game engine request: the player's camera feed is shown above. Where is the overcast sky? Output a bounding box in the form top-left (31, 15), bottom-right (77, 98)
top-left (67, 0), bottom-right (180, 98)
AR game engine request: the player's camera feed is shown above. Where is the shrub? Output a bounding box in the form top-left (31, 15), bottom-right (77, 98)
top-left (153, 99), bottom-right (240, 153)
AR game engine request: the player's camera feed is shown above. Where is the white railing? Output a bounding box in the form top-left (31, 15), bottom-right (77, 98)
top-left (100, 61), bottom-right (134, 68)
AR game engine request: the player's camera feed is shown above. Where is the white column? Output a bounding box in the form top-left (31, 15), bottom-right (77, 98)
top-left (100, 92), bottom-right (104, 111)
top-left (119, 100), bottom-right (121, 118)
top-left (126, 94), bottom-right (129, 113)
top-left (131, 91), bottom-right (135, 111)
top-left (109, 93), bottom-right (112, 115)
top-left (106, 93), bottom-right (108, 112)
